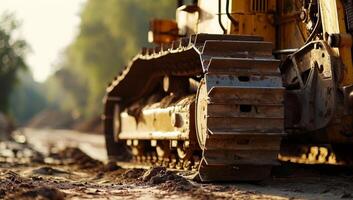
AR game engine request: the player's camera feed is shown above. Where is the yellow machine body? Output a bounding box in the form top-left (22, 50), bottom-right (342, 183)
top-left (104, 0), bottom-right (353, 181)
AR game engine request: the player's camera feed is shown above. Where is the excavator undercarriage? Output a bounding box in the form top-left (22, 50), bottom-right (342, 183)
top-left (103, 0), bottom-right (353, 181)
top-left (105, 34), bottom-right (285, 181)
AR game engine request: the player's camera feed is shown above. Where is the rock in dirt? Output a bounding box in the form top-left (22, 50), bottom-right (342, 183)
top-left (159, 178), bottom-right (195, 192)
top-left (32, 167), bottom-right (70, 176)
top-left (141, 167), bottom-right (195, 192)
top-left (122, 168), bottom-right (145, 179)
top-left (142, 166), bottom-right (166, 182)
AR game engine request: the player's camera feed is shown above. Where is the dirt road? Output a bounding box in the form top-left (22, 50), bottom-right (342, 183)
top-left (0, 128), bottom-right (352, 199)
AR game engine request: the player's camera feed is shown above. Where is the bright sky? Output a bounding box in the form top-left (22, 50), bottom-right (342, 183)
top-left (0, 0), bottom-right (87, 82)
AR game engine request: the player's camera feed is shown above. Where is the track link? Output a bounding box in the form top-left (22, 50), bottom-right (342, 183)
top-left (195, 38), bottom-right (286, 181)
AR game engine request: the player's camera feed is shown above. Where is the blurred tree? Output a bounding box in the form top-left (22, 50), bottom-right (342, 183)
top-left (9, 71), bottom-right (47, 124)
top-left (44, 66), bottom-right (89, 119)
top-left (0, 14), bottom-right (28, 113)
top-left (54, 0), bottom-right (175, 117)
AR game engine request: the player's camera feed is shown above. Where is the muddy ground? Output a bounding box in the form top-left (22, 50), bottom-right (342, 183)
top-left (0, 129), bottom-right (353, 200)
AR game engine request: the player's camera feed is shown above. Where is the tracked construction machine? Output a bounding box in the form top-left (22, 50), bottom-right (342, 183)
top-left (103, 0), bottom-right (353, 181)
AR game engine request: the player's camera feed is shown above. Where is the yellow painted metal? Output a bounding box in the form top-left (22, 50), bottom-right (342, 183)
top-left (172, 0), bottom-right (353, 145)
top-left (229, 0), bottom-right (276, 43)
top-left (103, 0), bottom-right (353, 179)
top-left (148, 19), bottom-right (179, 44)
top-left (320, 0), bottom-right (353, 86)
top-left (194, 0), bottom-right (353, 86)
top-left (317, 0), bottom-right (353, 142)
top-left (118, 95), bottom-right (194, 141)
top-left (277, 0), bottom-right (307, 49)
top-left (195, 0), bottom-right (276, 42)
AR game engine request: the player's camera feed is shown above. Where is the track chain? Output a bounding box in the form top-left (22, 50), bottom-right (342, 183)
top-left (111, 34), bottom-right (286, 181)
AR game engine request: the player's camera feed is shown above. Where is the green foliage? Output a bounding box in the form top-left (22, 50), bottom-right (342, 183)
top-left (44, 66), bottom-right (89, 119)
top-left (0, 14), bottom-right (28, 113)
top-left (9, 71), bottom-right (47, 124)
top-left (54, 0), bottom-right (175, 117)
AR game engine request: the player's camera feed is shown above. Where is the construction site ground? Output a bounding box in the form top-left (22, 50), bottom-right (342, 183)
top-left (0, 128), bottom-right (352, 200)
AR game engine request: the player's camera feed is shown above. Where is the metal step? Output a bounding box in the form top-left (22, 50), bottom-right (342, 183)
top-left (201, 40), bottom-right (274, 57)
top-left (193, 34), bottom-right (263, 45)
top-left (207, 104), bottom-right (284, 118)
top-left (208, 87), bottom-right (285, 105)
top-left (206, 57), bottom-right (281, 74)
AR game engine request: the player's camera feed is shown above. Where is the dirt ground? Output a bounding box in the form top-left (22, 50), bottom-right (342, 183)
top-left (0, 129), bottom-right (352, 200)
